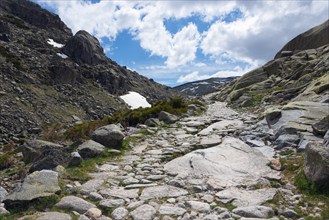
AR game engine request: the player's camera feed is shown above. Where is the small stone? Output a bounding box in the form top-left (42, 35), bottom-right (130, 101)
top-left (131, 204), bottom-right (156, 220)
top-left (99, 199), bottom-right (125, 208)
top-left (77, 140), bottom-right (105, 159)
top-left (111, 207), bottom-right (129, 220)
top-left (69, 152), bottom-right (83, 166)
top-left (36, 212), bottom-right (72, 220)
top-left (55, 196), bottom-right (96, 214)
top-left (85, 207), bottom-right (102, 219)
top-left (159, 205), bottom-right (186, 216)
top-left (89, 192), bottom-right (103, 201)
top-left (167, 198), bottom-right (176, 204)
top-left (0, 206), bottom-right (9, 215)
top-left (203, 214), bottom-right (219, 220)
top-left (232, 206), bottom-right (274, 218)
top-left (0, 187), bottom-right (8, 202)
top-left (186, 201), bottom-right (211, 213)
top-left (127, 201), bottom-right (144, 209)
top-left (282, 208), bottom-right (298, 218)
top-left (202, 195), bottom-right (214, 203)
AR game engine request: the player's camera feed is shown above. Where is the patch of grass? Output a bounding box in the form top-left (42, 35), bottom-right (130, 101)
top-left (246, 86), bottom-right (285, 106)
top-left (0, 150), bottom-right (15, 170)
top-left (216, 201), bottom-right (237, 211)
top-left (41, 123), bottom-right (65, 142)
top-left (0, 15), bottom-right (29, 29)
top-left (64, 148), bottom-right (122, 182)
top-left (278, 152), bottom-right (329, 218)
top-left (63, 97), bottom-right (195, 142)
top-left (0, 46), bottom-right (24, 70)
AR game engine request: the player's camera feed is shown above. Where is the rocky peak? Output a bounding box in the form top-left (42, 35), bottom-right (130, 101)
top-left (0, 0), bottom-right (71, 42)
top-left (62, 30), bottom-right (109, 66)
top-left (275, 19), bottom-right (329, 58)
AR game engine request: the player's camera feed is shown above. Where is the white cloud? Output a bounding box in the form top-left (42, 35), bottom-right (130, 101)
top-left (35, 0), bottom-right (329, 82)
top-left (177, 66), bottom-right (255, 84)
top-left (201, 1), bottom-right (329, 64)
top-left (177, 71), bottom-right (209, 83)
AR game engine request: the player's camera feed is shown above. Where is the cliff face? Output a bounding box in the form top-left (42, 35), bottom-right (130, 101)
top-left (0, 0), bottom-right (182, 143)
top-left (212, 19), bottom-right (329, 108)
top-left (275, 20), bottom-right (329, 59)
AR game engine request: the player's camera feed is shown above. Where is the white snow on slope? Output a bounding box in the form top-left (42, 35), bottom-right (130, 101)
top-left (47, 38), bottom-right (64, 48)
top-left (57, 53), bottom-right (68, 59)
top-left (120, 91), bottom-right (151, 109)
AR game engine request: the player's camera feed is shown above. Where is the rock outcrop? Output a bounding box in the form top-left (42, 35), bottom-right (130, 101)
top-left (62, 30), bottom-right (108, 65)
top-left (304, 142), bottom-right (329, 186)
top-left (275, 20), bottom-right (329, 58)
top-left (91, 124), bottom-right (125, 148)
top-left (213, 20), bottom-right (329, 108)
top-left (0, 0), bottom-right (183, 143)
top-left (4, 170), bottom-right (60, 209)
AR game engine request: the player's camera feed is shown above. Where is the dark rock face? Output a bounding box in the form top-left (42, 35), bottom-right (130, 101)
top-left (275, 20), bottom-right (329, 59)
top-left (29, 149), bottom-right (70, 173)
top-left (19, 140), bottom-right (63, 164)
top-left (312, 115), bottom-right (329, 136)
top-left (62, 30), bottom-right (108, 65)
top-left (0, 0), bottom-right (71, 41)
top-left (0, 0), bottom-right (183, 143)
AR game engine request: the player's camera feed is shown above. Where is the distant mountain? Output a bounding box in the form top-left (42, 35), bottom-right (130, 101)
top-left (174, 77), bottom-right (238, 96)
top-left (0, 0), bottom-right (183, 142)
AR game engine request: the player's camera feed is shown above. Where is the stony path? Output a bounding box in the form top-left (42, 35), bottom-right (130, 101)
top-left (59, 102), bottom-right (284, 220)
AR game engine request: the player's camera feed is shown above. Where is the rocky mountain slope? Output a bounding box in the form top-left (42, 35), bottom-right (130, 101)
top-left (212, 19), bottom-right (329, 107)
top-left (0, 0), bottom-right (182, 143)
top-left (0, 13), bottom-right (329, 220)
top-left (174, 77), bottom-right (237, 96)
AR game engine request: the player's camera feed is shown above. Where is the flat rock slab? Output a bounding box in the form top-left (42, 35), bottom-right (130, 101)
top-left (216, 187), bottom-right (277, 207)
top-left (55, 196), bottom-right (96, 214)
top-left (131, 204), bottom-right (156, 220)
top-left (232, 206), bottom-right (274, 218)
top-left (198, 120), bottom-right (243, 135)
top-left (198, 134), bottom-right (222, 148)
top-left (159, 205), bottom-right (186, 216)
top-left (80, 179), bottom-right (104, 194)
top-left (140, 185), bottom-right (188, 200)
top-left (36, 212), bottom-right (72, 220)
top-left (164, 137), bottom-right (275, 186)
top-left (99, 187), bottom-right (139, 199)
top-left (4, 170), bottom-right (60, 208)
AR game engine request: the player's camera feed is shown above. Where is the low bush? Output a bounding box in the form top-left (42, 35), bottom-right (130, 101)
top-left (63, 97), bottom-right (201, 142)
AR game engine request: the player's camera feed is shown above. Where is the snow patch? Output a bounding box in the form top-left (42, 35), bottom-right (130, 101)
top-left (192, 82), bottom-right (209, 85)
top-left (57, 53), bottom-right (68, 59)
top-left (47, 38), bottom-right (64, 48)
top-left (120, 91), bottom-right (151, 109)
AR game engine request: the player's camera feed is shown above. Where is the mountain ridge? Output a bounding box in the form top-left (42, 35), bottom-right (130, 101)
top-left (0, 0), bottom-right (183, 143)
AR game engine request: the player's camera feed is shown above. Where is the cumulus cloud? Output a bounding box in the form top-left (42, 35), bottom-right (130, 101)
top-left (201, 1), bottom-right (329, 64)
top-left (35, 0), bottom-right (328, 77)
top-left (177, 66), bottom-right (253, 83)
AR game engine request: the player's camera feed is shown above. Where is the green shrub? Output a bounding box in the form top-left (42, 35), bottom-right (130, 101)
top-left (64, 98), bottom-right (194, 142)
top-left (0, 151), bottom-right (15, 170)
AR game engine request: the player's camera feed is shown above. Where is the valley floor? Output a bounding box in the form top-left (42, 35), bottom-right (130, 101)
top-left (2, 100), bottom-right (328, 220)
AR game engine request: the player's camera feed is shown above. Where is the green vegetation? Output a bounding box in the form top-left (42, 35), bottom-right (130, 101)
top-left (246, 86), bottom-right (285, 106)
top-left (0, 15), bottom-right (28, 29)
top-left (0, 46), bottom-right (23, 70)
top-left (63, 98), bottom-right (204, 142)
top-left (268, 152), bottom-right (329, 218)
top-left (64, 148), bottom-right (122, 182)
top-left (0, 150), bottom-right (16, 170)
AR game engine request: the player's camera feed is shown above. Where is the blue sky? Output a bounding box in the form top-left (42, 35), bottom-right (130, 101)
top-left (35, 0), bottom-right (328, 87)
